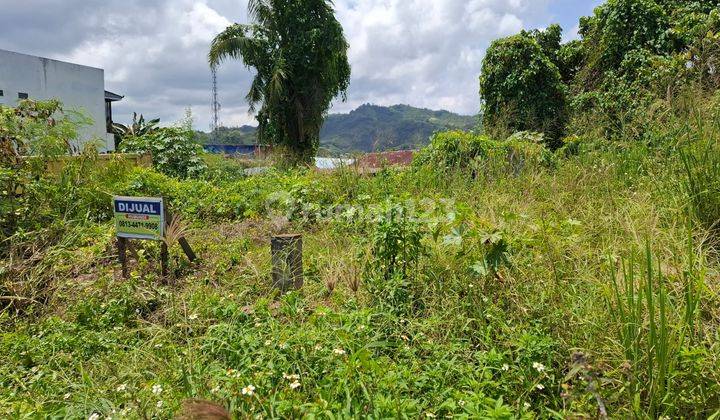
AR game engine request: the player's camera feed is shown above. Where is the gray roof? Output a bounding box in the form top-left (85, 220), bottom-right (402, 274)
top-left (104, 90), bottom-right (123, 101)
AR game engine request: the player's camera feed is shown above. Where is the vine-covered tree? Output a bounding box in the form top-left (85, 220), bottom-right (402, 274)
top-left (479, 29), bottom-right (567, 148)
top-left (209, 0), bottom-right (351, 165)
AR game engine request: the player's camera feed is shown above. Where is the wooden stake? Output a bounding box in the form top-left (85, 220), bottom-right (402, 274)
top-left (118, 237), bottom-right (129, 279)
top-left (178, 237), bottom-right (197, 262)
top-left (271, 234), bottom-right (303, 292)
top-left (161, 242), bottom-right (169, 279)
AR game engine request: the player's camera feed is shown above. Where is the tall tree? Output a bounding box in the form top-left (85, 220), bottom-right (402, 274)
top-left (209, 0), bottom-right (351, 165)
top-left (479, 28), bottom-right (567, 148)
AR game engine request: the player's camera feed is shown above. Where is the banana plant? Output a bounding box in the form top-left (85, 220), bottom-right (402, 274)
top-left (112, 112), bottom-right (160, 139)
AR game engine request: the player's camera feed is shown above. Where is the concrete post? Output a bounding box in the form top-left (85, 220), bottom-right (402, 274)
top-left (271, 234), bottom-right (303, 292)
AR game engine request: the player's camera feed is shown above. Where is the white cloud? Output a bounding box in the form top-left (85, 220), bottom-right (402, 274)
top-left (0, 0), bottom-right (580, 130)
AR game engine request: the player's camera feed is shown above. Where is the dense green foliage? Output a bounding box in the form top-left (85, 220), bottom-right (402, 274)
top-left (196, 104), bottom-right (477, 154)
top-left (480, 0), bottom-right (720, 144)
top-left (209, 0), bottom-right (351, 165)
top-left (413, 130), bottom-right (552, 173)
top-left (118, 114), bottom-right (207, 179)
top-left (0, 100), bottom-right (92, 240)
top-left (480, 27), bottom-right (568, 147)
top-left (112, 112), bottom-right (160, 149)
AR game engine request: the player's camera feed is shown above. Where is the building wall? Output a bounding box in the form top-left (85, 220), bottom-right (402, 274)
top-left (0, 49), bottom-right (114, 152)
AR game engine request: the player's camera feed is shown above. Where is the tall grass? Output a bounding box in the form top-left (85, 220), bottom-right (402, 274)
top-left (680, 139), bottom-right (720, 237)
top-left (607, 240), bottom-right (707, 417)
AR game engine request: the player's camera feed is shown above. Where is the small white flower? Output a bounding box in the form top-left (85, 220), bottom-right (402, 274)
top-left (63, 393), bottom-right (71, 400)
top-left (333, 348), bottom-right (346, 355)
top-left (283, 373), bottom-right (300, 380)
top-left (425, 413), bottom-right (436, 418)
top-left (524, 402), bottom-right (531, 410)
top-left (241, 385), bottom-right (256, 396)
top-left (254, 322), bottom-right (262, 327)
top-left (314, 344), bottom-right (323, 351)
top-left (458, 400), bottom-right (466, 407)
top-left (154, 343), bottom-right (162, 348)
top-left (280, 343), bottom-right (289, 349)
top-left (188, 313), bottom-right (198, 320)
top-left (152, 384), bottom-right (163, 395)
top-left (501, 364), bottom-right (510, 371)
top-left (289, 380), bottom-right (301, 389)
top-left (536, 383), bottom-right (545, 390)
top-left (88, 413), bottom-right (100, 420)
top-left (156, 400), bottom-right (163, 408)
top-left (116, 384), bottom-right (127, 392)
top-left (532, 362), bottom-right (546, 373)
top-left (211, 386), bottom-right (220, 394)
top-left (264, 340), bottom-right (272, 346)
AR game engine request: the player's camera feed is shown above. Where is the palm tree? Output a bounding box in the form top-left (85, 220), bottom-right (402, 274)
top-left (209, 0), bottom-right (351, 165)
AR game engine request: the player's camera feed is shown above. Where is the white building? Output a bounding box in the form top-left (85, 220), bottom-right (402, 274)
top-left (0, 48), bottom-right (122, 152)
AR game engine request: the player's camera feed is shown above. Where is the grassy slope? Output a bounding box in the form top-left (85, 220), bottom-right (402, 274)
top-left (2, 130), bottom-right (718, 418)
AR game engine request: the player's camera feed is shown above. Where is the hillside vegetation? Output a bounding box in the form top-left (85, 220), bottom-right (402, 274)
top-left (320, 104), bottom-right (477, 153)
top-left (1, 0), bottom-right (720, 419)
top-left (196, 104), bottom-right (478, 154)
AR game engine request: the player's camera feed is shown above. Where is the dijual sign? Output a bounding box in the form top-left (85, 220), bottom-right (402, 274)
top-left (113, 196), bottom-right (164, 240)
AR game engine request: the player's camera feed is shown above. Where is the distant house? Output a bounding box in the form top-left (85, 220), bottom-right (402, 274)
top-left (0, 48), bottom-right (122, 152)
top-left (358, 150), bottom-right (416, 168)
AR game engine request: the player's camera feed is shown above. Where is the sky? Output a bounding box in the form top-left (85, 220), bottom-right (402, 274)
top-left (0, 0), bottom-right (603, 131)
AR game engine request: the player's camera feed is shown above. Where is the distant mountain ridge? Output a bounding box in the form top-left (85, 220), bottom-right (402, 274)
top-left (197, 104), bottom-right (478, 154)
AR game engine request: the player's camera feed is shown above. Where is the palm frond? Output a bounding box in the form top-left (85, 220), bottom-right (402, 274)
top-left (245, 76), bottom-right (265, 112)
top-left (208, 24), bottom-right (255, 69)
top-left (248, 0), bottom-right (273, 26)
top-left (269, 64), bottom-right (287, 100)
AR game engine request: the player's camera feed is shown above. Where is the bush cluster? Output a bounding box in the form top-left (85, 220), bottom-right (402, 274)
top-left (117, 115), bottom-right (207, 179)
top-left (413, 130), bottom-right (553, 173)
top-left (480, 1), bottom-right (720, 144)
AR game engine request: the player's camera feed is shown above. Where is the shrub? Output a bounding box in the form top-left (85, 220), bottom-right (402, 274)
top-left (413, 130), bottom-right (552, 175)
top-left (364, 201), bottom-right (425, 316)
top-left (579, 0), bottom-right (670, 84)
top-left (0, 100), bottom-right (93, 241)
top-left (480, 29), bottom-right (567, 147)
top-left (119, 127), bottom-right (206, 179)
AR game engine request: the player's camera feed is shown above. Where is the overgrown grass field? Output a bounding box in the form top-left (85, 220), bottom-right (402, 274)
top-left (2, 95), bottom-right (720, 418)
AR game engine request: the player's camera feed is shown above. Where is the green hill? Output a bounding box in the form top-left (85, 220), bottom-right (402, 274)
top-left (197, 104), bottom-right (478, 153)
top-left (320, 104), bottom-right (477, 153)
top-left (195, 125), bottom-right (257, 146)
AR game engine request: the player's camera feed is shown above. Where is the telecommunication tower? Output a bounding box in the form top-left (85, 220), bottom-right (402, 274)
top-left (211, 67), bottom-right (221, 141)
